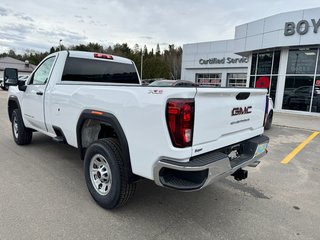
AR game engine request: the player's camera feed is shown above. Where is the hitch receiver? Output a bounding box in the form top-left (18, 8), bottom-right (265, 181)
top-left (232, 168), bottom-right (248, 181)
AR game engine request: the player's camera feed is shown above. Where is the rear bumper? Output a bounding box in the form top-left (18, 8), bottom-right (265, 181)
top-left (153, 135), bottom-right (269, 191)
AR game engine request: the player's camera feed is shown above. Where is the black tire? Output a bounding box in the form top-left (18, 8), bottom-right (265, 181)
top-left (84, 138), bottom-right (136, 209)
top-left (264, 111), bottom-right (273, 130)
top-left (11, 109), bottom-right (33, 145)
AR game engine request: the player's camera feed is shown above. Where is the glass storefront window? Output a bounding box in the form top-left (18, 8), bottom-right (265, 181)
top-left (257, 52), bottom-right (273, 75)
top-left (255, 76), bottom-right (270, 89)
top-left (227, 73), bottom-right (247, 87)
top-left (249, 48), bottom-right (320, 114)
top-left (311, 77), bottom-right (320, 113)
top-left (287, 49), bottom-right (318, 75)
top-left (196, 73), bottom-right (221, 87)
top-left (251, 54), bottom-right (257, 75)
top-left (249, 50), bottom-right (280, 101)
top-left (272, 51), bottom-right (281, 74)
top-left (249, 76), bottom-right (255, 88)
top-left (282, 76), bottom-right (314, 112)
top-left (270, 76), bottom-right (278, 103)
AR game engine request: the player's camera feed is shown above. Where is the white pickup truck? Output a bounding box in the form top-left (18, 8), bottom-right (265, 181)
top-left (6, 51), bottom-right (269, 209)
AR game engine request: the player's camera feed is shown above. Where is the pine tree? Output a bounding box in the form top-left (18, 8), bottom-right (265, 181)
top-left (50, 47), bottom-right (55, 54)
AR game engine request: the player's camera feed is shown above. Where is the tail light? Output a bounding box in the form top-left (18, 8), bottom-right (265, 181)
top-left (166, 99), bottom-right (195, 148)
top-left (264, 96), bottom-right (269, 126)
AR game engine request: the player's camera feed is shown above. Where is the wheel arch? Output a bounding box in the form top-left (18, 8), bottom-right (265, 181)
top-left (8, 96), bottom-right (21, 122)
top-left (76, 110), bottom-right (135, 181)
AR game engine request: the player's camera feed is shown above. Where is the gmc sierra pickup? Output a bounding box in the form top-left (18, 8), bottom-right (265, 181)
top-left (6, 51), bottom-right (269, 209)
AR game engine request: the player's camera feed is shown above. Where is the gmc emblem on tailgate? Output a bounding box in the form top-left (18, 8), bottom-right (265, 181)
top-left (232, 106), bottom-right (252, 116)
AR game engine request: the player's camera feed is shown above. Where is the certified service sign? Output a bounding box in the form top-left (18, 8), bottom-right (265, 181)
top-left (199, 57), bottom-right (248, 65)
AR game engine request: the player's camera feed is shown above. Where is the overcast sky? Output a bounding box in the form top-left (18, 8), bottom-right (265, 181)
top-left (0, 0), bottom-right (319, 53)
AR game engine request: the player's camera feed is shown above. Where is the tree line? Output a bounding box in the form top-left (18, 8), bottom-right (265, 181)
top-left (0, 43), bottom-right (183, 80)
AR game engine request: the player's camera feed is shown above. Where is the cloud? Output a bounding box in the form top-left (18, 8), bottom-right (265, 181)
top-left (0, 7), bottom-right (9, 16)
top-left (0, 23), bottom-right (34, 35)
top-left (1, 40), bottom-right (51, 52)
top-left (36, 28), bottom-right (87, 42)
top-left (0, 32), bottom-right (26, 41)
top-left (0, 7), bottom-right (33, 21)
top-left (139, 36), bottom-right (153, 40)
top-left (19, 15), bottom-right (34, 22)
top-left (1, 0), bottom-right (320, 54)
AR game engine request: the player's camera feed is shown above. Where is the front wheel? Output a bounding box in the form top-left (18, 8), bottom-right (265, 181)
top-left (11, 109), bottom-right (33, 145)
top-left (84, 138), bottom-right (136, 209)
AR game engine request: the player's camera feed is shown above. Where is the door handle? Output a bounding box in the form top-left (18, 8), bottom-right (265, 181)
top-left (36, 91), bottom-right (43, 96)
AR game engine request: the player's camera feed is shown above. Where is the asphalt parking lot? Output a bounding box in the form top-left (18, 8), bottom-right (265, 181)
top-left (0, 90), bottom-right (319, 240)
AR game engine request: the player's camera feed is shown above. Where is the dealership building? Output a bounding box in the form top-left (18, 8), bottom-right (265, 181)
top-left (181, 7), bottom-right (320, 115)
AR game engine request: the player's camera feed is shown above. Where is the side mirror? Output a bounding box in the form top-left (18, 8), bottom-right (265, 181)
top-left (18, 80), bottom-right (27, 91)
top-left (4, 68), bottom-right (18, 86)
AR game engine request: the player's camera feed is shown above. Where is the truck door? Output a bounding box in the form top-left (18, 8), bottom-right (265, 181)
top-left (22, 56), bottom-right (56, 132)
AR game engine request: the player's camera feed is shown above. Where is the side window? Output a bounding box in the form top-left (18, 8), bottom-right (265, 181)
top-left (30, 57), bottom-right (55, 85)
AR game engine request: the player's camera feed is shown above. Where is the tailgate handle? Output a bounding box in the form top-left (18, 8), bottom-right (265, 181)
top-left (236, 92), bottom-right (250, 100)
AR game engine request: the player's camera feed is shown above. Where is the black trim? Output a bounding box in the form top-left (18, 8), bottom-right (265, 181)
top-left (159, 168), bottom-right (208, 191)
top-left (8, 96), bottom-right (21, 121)
top-left (76, 110), bottom-right (135, 181)
top-left (236, 92), bottom-right (250, 100)
top-left (52, 126), bottom-right (67, 144)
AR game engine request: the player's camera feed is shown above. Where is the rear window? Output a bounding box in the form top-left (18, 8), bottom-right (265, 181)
top-left (61, 57), bottom-right (139, 84)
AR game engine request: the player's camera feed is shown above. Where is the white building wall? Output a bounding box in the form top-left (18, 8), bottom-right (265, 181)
top-left (274, 48), bottom-right (289, 110)
top-left (234, 7), bottom-right (320, 54)
top-left (181, 68), bottom-right (247, 87)
top-left (181, 39), bottom-right (249, 84)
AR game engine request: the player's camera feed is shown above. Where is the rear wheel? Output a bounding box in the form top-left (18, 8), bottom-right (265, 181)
top-left (84, 138), bottom-right (136, 209)
top-left (11, 109), bottom-right (33, 145)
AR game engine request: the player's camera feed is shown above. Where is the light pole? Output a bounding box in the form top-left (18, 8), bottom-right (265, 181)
top-left (59, 39), bottom-right (62, 51)
top-left (141, 49), bottom-right (144, 80)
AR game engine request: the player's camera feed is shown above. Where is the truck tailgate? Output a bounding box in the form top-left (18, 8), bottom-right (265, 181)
top-left (192, 88), bottom-right (267, 156)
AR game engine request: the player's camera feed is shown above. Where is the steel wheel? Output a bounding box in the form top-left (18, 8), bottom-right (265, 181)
top-left (89, 154), bottom-right (112, 196)
top-left (13, 115), bottom-right (19, 139)
top-left (84, 138), bottom-right (136, 209)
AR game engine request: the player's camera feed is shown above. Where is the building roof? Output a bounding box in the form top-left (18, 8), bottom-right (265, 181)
top-left (0, 56), bottom-right (36, 73)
